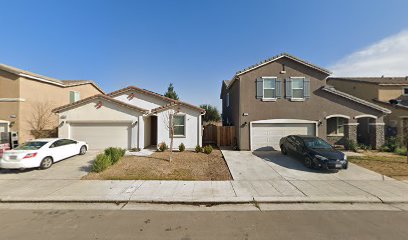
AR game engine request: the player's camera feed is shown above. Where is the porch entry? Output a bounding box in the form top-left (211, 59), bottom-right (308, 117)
top-left (144, 115), bottom-right (158, 148)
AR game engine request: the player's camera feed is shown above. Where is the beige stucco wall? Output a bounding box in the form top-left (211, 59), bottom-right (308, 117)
top-left (327, 79), bottom-right (380, 101)
top-left (0, 70), bottom-right (21, 133)
top-left (378, 86), bottom-right (407, 101)
top-left (17, 78), bottom-right (103, 142)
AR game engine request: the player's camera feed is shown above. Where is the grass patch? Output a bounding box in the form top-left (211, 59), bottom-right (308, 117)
top-left (349, 152), bottom-right (408, 180)
top-left (83, 148), bottom-right (232, 181)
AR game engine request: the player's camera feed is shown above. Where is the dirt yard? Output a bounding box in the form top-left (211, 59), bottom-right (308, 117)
top-left (83, 149), bottom-right (232, 181)
top-left (349, 151), bottom-right (408, 180)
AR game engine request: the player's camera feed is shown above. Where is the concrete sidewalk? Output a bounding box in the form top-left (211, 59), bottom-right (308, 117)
top-left (1, 178), bottom-right (408, 204)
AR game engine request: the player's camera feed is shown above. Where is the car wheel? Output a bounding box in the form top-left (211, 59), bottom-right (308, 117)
top-left (281, 145), bottom-right (287, 155)
top-left (40, 157), bottom-right (53, 170)
top-left (304, 157), bottom-right (313, 169)
top-left (79, 145), bottom-right (87, 155)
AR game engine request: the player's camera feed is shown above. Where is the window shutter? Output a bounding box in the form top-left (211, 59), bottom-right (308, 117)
top-left (69, 91), bottom-right (75, 103)
top-left (256, 78), bottom-right (263, 99)
top-left (285, 78), bottom-right (292, 99)
top-left (304, 78), bottom-right (311, 98)
top-left (276, 79), bottom-right (282, 99)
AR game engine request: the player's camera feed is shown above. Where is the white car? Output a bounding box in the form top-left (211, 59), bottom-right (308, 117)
top-left (0, 138), bottom-right (88, 170)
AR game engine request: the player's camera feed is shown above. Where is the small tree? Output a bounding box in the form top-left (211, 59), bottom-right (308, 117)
top-left (200, 104), bottom-right (221, 123)
top-left (164, 83), bottom-right (179, 100)
top-left (28, 102), bottom-right (57, 138)
top-left (162, 105), bottom-right (181, 161)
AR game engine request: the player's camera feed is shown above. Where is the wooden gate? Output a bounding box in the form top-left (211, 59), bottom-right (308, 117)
top-left (203, 124), bottom-right (217, 144)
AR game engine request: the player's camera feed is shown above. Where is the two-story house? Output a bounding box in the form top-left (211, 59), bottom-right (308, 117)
top-left (328, 77), bottom-right (408, 142)
top-left (220, 53), bottom-right (391, 151)
top-left (0, 64), bottom-right (104, 143)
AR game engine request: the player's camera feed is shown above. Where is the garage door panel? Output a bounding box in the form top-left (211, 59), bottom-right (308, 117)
top-left (71, 123), bottom-right (131, 150)
top-left (252, 122), bottom-right (315, 151)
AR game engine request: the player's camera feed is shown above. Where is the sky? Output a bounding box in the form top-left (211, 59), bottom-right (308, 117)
top-left (1, 0), bottom-right (408, 108)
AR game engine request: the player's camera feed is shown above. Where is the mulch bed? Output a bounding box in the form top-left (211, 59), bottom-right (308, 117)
top-left (83, 148), bottom-right (232, 181)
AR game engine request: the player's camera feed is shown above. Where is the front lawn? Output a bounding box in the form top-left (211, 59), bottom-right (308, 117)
top-left (349, 152), bottom-right (408, 180)
top-left (83, 148), bottom-right (232, 181)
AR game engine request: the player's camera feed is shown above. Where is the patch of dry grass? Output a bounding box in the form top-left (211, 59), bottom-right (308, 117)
top-left (83, 149), bottom-right (232, 181)
top-left (349, 151), bottom-right (408, 180)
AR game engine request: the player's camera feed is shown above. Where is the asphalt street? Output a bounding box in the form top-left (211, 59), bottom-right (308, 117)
top-left (1, 207), bottom-right (408, 240)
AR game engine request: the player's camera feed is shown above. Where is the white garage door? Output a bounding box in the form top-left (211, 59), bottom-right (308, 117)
top-left (70, 123), bottom-right (131, 150)
top-left (251, 123), bottom-right (316, 151)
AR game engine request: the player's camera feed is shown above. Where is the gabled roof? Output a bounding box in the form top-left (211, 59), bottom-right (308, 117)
top-left (225, 53), bottom-right (332, 90)
top-left (108, 86), bottom-right (205, 113)
top-left (322, 86), bottom-right (391, 114)
top-left (328, 77), bottom-right (408, 85)
top-left (0, 63), bottom-right (105, 93)
top-left (52, 94), bottom-right (148, 113)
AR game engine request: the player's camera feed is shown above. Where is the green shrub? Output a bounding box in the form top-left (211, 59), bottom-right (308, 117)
top-left (158, 142), bottom-right (168, 152)
top-left (195, 145), bottom-right (202, 153)
top-left (178, 143), bottom-right (185, 152)
top-left (395, 146), bottom-right (407, 156)
top-left (383, 137), bottom-right (400, 152)
top-left (104, 147), bottom-right (123, 164)
top-left (379, 145), bottom-right (391, 152)
top-left (358, 144), bottom-right (371, 151)
top-left (344, 139), bottom-right (357, 152)
top-left (91, 154), bottom-right (112, 173)
top-left (203, 145), bottom-right (213, 154)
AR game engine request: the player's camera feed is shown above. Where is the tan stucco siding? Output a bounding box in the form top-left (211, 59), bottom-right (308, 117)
top-left (327, 79), bottom-right (379, 101)
top-left (378, 86), bottom-right (408, 101)
top-left (18, 78), bottom-right (102, 142)
top-left (0, 70), bottom-right (21, 133)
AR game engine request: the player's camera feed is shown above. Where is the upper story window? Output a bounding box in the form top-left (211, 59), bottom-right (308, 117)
top-left (226, 93), bottom-right (230, 107)
top-left (69, 91), bottom-right (80, 103)
top-left (263, 78), bottom-right (276, 99)
top-left (285, 77), bottom-right (310, 101)
top-left (173, 115), bottom-right (186, 137)
top-left (403, 87), bottom-right (408, 96)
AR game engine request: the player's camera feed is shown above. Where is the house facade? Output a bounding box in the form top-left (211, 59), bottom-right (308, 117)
top-left (0, 64), bottom-right (104, 143)
top-left (220, 53), bottom-right (391, 151)
top-left (53, 86), bottom-right (204, 150)
top-left (327, 77), bottom-right (408, 142)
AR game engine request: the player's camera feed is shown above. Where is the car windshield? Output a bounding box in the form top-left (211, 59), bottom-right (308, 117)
top-left (14, 141), bottom-right (48, 150)
top-left (303, 138), bottom-right (332, 149)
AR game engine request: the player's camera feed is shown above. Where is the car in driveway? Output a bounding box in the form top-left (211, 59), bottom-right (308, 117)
top-left (279, 135), bottom-right (348, 170)
top-left (0, 138), bottom-right (88, 170)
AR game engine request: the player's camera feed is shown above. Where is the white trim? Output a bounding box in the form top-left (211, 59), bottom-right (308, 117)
top-left (262, 77), bottom-right (277, 100)
top-left (19, 73), bottom-right (64, 86)
top-left (354, 114), bottom-right (378, 119)
top-left (173, 114), bottom-right (186, 138)
top-left (399, 116), bottom-right (408, 119)
top-left (325, 114), bottom-right (351, 120)
top-left (343, 123), bottom-right (359, 126)
top-left (369, 122), bottom-right (386, 126)
top-left (262, 98), bottom-right (277, 102)
top-left (67, 120), bottom-right (133, 124)
top-left (0, 98), bottom-right (26, 102)
top-left (249, 119), bottom-right (318, 151)
top-left (290, 77), bottom-right (306, 100)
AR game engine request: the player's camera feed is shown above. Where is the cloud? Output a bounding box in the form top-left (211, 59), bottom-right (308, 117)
top-left (329, 30), bottom-right (408, 77)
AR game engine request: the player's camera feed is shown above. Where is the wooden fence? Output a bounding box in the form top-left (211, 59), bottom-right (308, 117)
top-left (203, 124), bottom-right (235, 147)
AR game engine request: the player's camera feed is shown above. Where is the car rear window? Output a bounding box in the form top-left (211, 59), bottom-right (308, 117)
top-left (14, 141), bottom-right (48, 150)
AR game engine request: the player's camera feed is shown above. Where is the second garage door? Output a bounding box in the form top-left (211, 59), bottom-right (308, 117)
top-left (251, 122), bottom-right (316, 151)
top-left (70, 123), bottom-right (132, 150)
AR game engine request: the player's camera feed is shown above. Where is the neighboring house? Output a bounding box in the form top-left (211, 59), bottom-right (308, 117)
top-left (0, 64), bottom-right (104, 143)
top-left (53, 86), bottom-right (205, 150)
top-left (327, 77), bottom-right (408, 142)
top-left (220, 53), bottom-right (391, 151)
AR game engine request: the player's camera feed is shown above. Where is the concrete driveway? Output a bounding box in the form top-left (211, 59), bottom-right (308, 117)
top-left (0, 151), bottom-right (98, 180)
top-left (222, 150), bottom-right (390, 181)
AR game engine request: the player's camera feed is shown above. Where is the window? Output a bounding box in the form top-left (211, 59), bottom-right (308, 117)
top-left (404, 87), bottom-right (408, 96)
top-left (263, 78), bottom-right (276, 99)
top-left (70, 91), bottom-right (80, 103)
top-left (291, 78), bottom-right (304, 99)
top-left (226, 93), bottom-right (230, 107)
top-left (173, 115), bottom-right (186, 137)
top-left (327, 117), bottom-right (345, 136)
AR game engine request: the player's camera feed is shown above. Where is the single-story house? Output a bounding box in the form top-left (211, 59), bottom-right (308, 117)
top-left (53, 86), bottom-right (205, 150)
top-left (220, 53), bottom-right (392, 151)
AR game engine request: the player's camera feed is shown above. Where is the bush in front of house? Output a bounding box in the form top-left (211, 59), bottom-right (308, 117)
top-left (381, 137), bottom-right (400, 152)
top-left (104, 147), bottom-right (124, 164)
top-left (195, 145), bottom-right (202, 153)
top-left (158, 142), bottom-right (168, 152)
top-left (344, 139), bottom-right (357, 152)
top-left (179, 143), bottom-right (185, 152)
top-left (395, 146), bottom-right (407, 156)
top-left (358, 144), bottom-right (371, 151)
top-left (203, 145), bottom-right (213, 154)
top-left (91, 154), bottom-right (112, 173)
